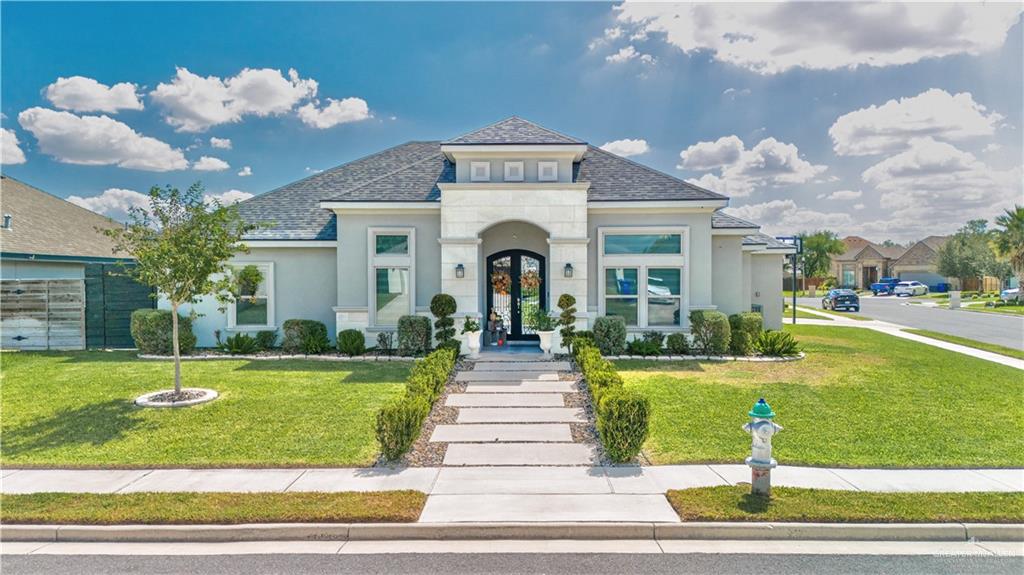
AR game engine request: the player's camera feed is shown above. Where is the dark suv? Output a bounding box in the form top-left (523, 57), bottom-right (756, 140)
top-left (822, 289), bottom-right (860, 312)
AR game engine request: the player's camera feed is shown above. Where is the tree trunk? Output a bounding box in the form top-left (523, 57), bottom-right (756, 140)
top-left (171, 302), bottom-right (182, 395)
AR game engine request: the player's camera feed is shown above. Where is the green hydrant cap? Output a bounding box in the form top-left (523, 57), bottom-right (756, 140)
top-left (749, 398), bottom-right (775, 419)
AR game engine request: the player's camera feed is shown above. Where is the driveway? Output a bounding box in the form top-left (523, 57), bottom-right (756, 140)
top-left (793, 295), bottom-right (1024, 351)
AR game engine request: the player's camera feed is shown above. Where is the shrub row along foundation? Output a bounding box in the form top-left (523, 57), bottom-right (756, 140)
top-left (375, 348), bottom-right (458, 461)
top-left (572, 342), bottom-right (650, 463)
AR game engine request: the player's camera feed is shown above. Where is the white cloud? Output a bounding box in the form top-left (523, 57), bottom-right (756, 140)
top-left (680, 135), bottom-right (826, 196)
top-left (823, 190), bottom-right (863, 201)
top-left (296, 97), bottom-right (371, 129)
top-left (606, 46), bottom-right (638, 63)
top-left (853, 203), bottom-right (865, 210)
top-left (722, 87), bottom-right (751, 100)
top-left (589, 26), bottom-right (626, 50)
top-left (984, 143), bottom-right (1002, 153)
top-left (205, 189), bottom-right (253, 205)
top-left (237, 165), bottom-right (252, 177)
top-left (600, 138), bottom-right (649, 157)
top-left (726, 200), bottom-right (853, 235)
top-left (2, 128), bottom-right (26, 165)
top-left (192, 156), bottom-right (230, 172)
top-left (830, 89), bottom-right (1004, 156)
top-left (614, 2), bottom-right (1023, 74)
top-left (44, 76), bottom-right (143, 113)
top-left (151, 67), bottom-right (318, 132)
top-left (67, 188), bottom-right (149, 220)
top-left (18, 107), bottom-right (188, 171)
top-left (209, 137), bottom-right (232, 149)
top-left (305, 166), bottom-right (322, 174)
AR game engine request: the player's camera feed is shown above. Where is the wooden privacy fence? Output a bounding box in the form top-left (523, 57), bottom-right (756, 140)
top-left (84, 264), bottom-right (155, 349)
top-left (1, 279), bottom-right (85, 350)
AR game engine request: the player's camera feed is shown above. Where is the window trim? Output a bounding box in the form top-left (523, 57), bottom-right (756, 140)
top-left (470, 161), bottom-right (491, 182)
top-left (537, 160), bottom-right (558, 182)
top-left (503, 161), bottom-right (524, 182)
top-left (227, 261), bottom-right (275, 330)
top-left (368, 227), bottom-right (416, 327)
top-left (598, 226), bottom-right (689, 329)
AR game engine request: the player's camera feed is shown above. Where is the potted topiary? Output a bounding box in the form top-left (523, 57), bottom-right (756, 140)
top-left (527, 306), bottom-right (558, 355)
top-left (461, 315), bottom-right (482, 358)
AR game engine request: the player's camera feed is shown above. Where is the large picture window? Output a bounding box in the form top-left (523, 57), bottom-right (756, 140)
top-left (647, 268), bottom-right (682, 326)
top-left (228, 262), bottom-right (274, 329)
top-left (368, 227), bottom-right (415, 326)
top-left (599, 227), bottom-right (688, 329)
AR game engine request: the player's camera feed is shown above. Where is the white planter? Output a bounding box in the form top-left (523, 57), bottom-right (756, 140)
top-left (464, 330), bottom-right (482, 358)
top-left (537, 330), bottom-right (556, 355)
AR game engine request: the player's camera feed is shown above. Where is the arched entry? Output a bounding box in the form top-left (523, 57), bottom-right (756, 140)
top-left (486, 249), bottom-right (546, 341)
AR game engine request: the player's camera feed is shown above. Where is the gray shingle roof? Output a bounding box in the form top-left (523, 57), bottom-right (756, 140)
top-left (578, 146), bottom-right (727, 202)
top-left (744, 233), bottom-right (794, 250)
top-left (443, 117), bottom-right (584, 145)
top-left (712, 210), bottom-right (760, 229)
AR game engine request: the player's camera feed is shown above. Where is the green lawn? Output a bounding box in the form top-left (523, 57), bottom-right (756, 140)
top-left (902, 329), bottom-right (1024, 361)
top-left (667, 486), bottom-right (1024, 523)
top-left (0, 491), bottom-right (425, 524)
top-left (1, 352), bottom-right (410, 467)
top-left (964, 304), bottom-right (1024, 316)
top-left (618, 325), bottom-right (1024, 467)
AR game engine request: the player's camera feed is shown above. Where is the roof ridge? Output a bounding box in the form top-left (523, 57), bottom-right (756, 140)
top-left (330, 150), bottom-right (445, 200)
top-left (443, 116), bottom-right (584, 144)
top-left (585, 145), bottom-right (729, 200)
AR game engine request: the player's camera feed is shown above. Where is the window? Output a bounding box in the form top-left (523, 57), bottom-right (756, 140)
top-left (604, 234), bottom-right (682, 255)
top-left (228, 262), bottom-right (274, 328)
top-left (470, 161), bottom-right (490, 182)
top-left (605, 267), bottom-right (639, 326)
top-left (375, 268), bottom-right (410, 326)
top-left (538, 161), bottom-right (558, 182)
top-left (647, 268), bottom-right (682, 326)
top-left (375, 235), bottom-right (408, 255)
top-left (504, 161), bottom-right (524, 182)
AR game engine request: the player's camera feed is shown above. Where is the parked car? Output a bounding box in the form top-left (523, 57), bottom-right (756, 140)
top-left (1000, 287), bottom-right (1020, 303)
top-left (893, 281), bottom-right (929, 297)
top-left (870, 277), bottom-right (900, 296)
top-left (822, 289), bottom-right (860, 312)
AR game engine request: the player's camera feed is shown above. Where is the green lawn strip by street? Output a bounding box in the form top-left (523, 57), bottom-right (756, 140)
top-left (617, 325), bottom-right (1024, 468)
top-left (0, 491), bottom-right (425, 524)
top-left (902, 329), bottom-right (1024, 361)
top-left (797, 306), bottom-right (872, 321)
top-left (964, 304), bottom-right (1024, 317)
top-left (1, 352), bottom-right (410, 467)
top-left (666, 486), bottom-right (1024, 523)
top-left (783, 307), bottom-right (832, 321)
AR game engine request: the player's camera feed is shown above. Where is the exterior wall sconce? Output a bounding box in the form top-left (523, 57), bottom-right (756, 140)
top-left (455, 264), bottom-right (465, 279)
top-left (563, 263), bottom-right (573, 278)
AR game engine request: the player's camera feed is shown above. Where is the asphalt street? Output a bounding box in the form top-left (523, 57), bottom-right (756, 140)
top-left (794, 294), bottom-right (1024, 350)
top-left (4, 553), bottom-right (1023, 575)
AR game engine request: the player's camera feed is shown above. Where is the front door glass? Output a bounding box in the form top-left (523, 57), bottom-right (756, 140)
top-left (487, 250), bottom-right (545, 341)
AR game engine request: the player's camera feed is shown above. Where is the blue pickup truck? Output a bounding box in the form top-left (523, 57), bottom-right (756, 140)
top-left (870, 277), bottom-right (900, 296)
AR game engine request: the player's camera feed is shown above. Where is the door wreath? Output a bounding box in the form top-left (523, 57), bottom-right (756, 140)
top-left (491, 271), bottom-right (511, 295)
top-left (520, 270), bottom-right (541, 291)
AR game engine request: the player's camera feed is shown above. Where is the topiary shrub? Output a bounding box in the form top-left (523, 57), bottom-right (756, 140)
top-left (254, 330), bottom-right (277, 351)
top-left (375, 395), bottom-right (431, 462)
top-left (666, 333), bottom-right (690, 355)
top-left (689, 310), bottom-right (731, 355)
top-left (338, 329), bottom-right (366, 356)
top-left (597, 388), bottom-right (650, 463)
top-left (557, 294), bottom-right (577, 351)
top-left (754, 330), bottom-right (800, 356)
top-left (220, 332), bottom-right (260, 355)
top-left (593, 316), bottom-right (627, 356)
top-left (429, 294), bottom-right (457, 349)
top-left (130, 309), bottom-right (197, 355)
top-left (282, 319), bottom-right (330, 354)
top-left (397, 315), bottom-right (432, 356)
top-left (728, 312), bottom-right (763, 356)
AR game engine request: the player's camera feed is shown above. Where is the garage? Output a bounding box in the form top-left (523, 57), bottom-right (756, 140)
top-left (0, 279), bottom-right (85, 350)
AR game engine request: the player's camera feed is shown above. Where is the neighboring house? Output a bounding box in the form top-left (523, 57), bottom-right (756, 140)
top-left (830, 236), bottom-right (907, 289)
top-left (175, 117), bottom-right (795, 349)
top-left (891, 236), bottom-right (957, 290)
top-left (0, 176), bottom-right (153, 349)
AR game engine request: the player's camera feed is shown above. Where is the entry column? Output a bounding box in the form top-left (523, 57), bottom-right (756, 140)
top-left (439, 237), bottom-right (482, 322)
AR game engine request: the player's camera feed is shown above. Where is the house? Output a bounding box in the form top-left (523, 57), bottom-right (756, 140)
top-left (891, 236), bottom-right (956, 289)
top-left (0, 176), bottom-right (154, 349)
top-left (830, 236), bottom-right (906, 289)
top-left (176, 117), bottom-right (795, 350)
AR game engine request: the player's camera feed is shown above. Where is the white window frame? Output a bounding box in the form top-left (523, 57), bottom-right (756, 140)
top-left (537, 160), bottom-right (558, 182)
top-left (503, 161), bottom-right (524, 182)
top-left (227, 261), bottom-right (275, 330)
top-left (598, 227), bottom-right (689, 329)
top-left (368, 227), bottom-right (416, 327)
top-left (470, 161), bottom-right (491, 182)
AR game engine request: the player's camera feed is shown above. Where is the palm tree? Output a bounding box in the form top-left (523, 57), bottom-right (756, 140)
top-left (990, 205), bottom-right (1024, 297)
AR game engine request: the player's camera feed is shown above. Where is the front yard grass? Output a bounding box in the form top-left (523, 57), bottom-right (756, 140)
top-left (667, 486), bottom-right (1024, 523)
top-left (902, 329), bottom-right (1024, 361)
top-left (1, 352), bottom-right (410, 467)
top-left (964, 303), bottom-right (1024, 317)
top-left (618, 325), bottom-right (1024, 468)
top-left (0, 491), bottom-right (425, 524)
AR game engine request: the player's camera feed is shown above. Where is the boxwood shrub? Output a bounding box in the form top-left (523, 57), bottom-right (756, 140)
top-left (282, 319), bottom-right (330, 354)
top-left (728, 312), bottom-right (763, 356)
top-left (397, 315), bottom-right (432, 356)
top-left (597, 388), bottom-right (651, 463)
top-left (130, 309), bottom-right (197, 355)
top-left (375, 347), bottom-right (457, 461)
top-left (593, 316), bottom-right (627, 356)
top-left (666, 332), bottom-right (690, 355)
top-left (337, 329), bottom-right (366, 356)
top-left (689, 310), bottom-right (731, 355)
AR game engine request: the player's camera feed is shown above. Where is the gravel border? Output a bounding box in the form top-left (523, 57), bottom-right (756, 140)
top-left (135, 388), bottom-right (219, 408)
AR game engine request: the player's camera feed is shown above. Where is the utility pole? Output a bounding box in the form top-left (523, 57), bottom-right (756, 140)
top-left (776, 236), bottom-right (803, 324)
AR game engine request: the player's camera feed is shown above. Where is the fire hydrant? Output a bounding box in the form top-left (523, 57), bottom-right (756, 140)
top-left (742, 398), bottom-right (783, 496)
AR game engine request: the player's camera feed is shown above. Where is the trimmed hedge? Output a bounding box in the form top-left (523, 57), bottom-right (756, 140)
top-left (254, 330), bottom-right (277, 350)
top-left (689, 310), bottom-right (731, 355)
top-left (666, 333), bottom-right (690, 355)
top-left (573, 341), bottom-right (649, 463)
top-left (130, 309), bottom-right (197, 355)
top-left (728, 312), bottom-right (763, 356)
top-left (375, 347), bottom-right (458, 462)
top-left (593, 316), bottom-right (627, 356)
top-left (397, 315), bottom-right (432, 356)
top-left (282, 319), bottom-right (331, 354)
top-left (337, 329), bottom-right (366, 356)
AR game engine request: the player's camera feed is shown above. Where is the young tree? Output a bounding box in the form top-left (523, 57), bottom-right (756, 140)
top-left (990, 205), bottom-right (1024, 293)
top-left (937, 219), bottom-right (1003, 290)
top-left (104, 183), bottom-right (255, 395)
top-left (797, 230), bottom-right (846, 281)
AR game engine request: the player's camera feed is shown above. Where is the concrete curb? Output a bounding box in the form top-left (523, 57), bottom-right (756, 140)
top-left (3, 522), bottom-right (1021, 543)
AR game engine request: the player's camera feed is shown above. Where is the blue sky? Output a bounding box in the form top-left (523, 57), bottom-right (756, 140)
top-left (2, 2), bottom-right (1022, 241)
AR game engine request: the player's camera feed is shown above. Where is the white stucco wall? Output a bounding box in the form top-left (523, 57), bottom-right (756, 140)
top-left (751, 253), bottom-right (785, 330)
top-left (711, 235), bottom-right (745, 316)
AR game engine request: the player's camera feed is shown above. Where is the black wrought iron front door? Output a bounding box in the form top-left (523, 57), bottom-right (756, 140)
top-left (486, 250), bottom-right (546, 341)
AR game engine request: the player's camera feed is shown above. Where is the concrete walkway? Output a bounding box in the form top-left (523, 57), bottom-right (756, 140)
top-left (786, 307), bottom-right (1024, 370)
